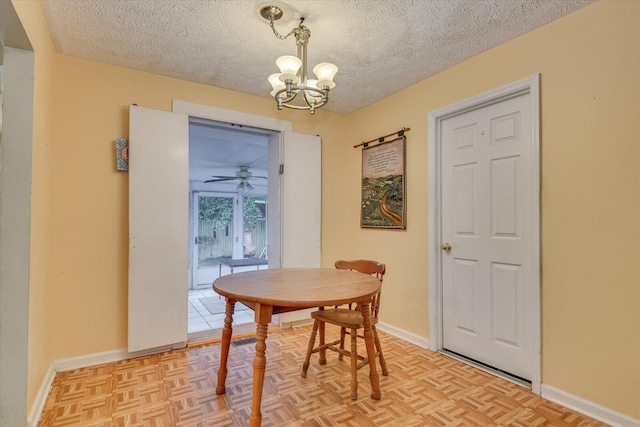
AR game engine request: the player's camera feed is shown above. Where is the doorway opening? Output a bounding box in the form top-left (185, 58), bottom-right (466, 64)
top-left (187, 118), bottom-right (274, 339)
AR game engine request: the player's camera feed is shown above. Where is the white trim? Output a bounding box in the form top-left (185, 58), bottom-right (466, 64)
top-left (441, 349), bottom-right (530, 389)
top-left (172, 100), bottom-right (292, 279)
top-left (541, 384), bottom-right (640, 427)
top-left (53, 348), bottom-right (131, 372)
top-left (29, 347), bottom-right (170, 425)
top-left (26, 364), bottom-right (55, 427)
top-left (427, 74), bottom-right (541, 391)
top-left (377, 322), bottom-right (430, 349)
top-left (172, 100), bottom-right (292, 132)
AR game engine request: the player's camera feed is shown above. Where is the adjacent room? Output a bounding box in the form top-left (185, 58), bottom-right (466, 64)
top-left (1, 0), bottom-right (638, 426)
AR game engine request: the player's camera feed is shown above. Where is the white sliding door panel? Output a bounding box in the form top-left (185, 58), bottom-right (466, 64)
top-left (278, 131), bottom-right (321, 324)
top-left (281, 132), bottom-right (321, 268)
top-left (129, 105), bottom-right (189, 353)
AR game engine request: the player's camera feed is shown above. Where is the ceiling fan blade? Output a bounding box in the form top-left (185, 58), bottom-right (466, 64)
top-left (204, 177), bottom-right (236, 183)
top-left (249, 176), bottom-right (268, 180)
top-left (210, 175), bottom-right (235, 179)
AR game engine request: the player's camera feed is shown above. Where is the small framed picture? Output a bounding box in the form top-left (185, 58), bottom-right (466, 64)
top-left (116, 138), bottom-right (129, 171)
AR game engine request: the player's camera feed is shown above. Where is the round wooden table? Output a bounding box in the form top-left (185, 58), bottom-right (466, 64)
top-left (213, 268), bottom-right (382, 427)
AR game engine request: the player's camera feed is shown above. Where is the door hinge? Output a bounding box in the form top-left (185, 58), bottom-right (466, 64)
top-left (279, 164), bottom-right (284, 175)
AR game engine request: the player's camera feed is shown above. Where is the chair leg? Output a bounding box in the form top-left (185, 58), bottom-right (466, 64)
top-left (372, 325), bottom-right (388, 376)
top-left (338, 327), bottom-right (346, 361)
top-left (319, 320), bottom-right (326, 365)
top-left (350, 327), bottom-right (358, 400)
top-left (302, 319), bottom-right (320, 378)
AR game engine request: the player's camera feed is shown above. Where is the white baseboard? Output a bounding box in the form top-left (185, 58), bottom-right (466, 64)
top-left (29, 345), bottom-right (184, 425)
top-left (53, 348), bottom-right (131, 372)
top-left (541, 384), bottom-right (640, 427)
top-left (376, 325), bottom-right (639, 426)
top-left (278, 309), bottom-right (315, 327)
top-left (28, 348), bottom-right (134, 426)
top-left (377, 321), bottom-right (430, 349)
top-left (26, 363), bottom-right (56, 427)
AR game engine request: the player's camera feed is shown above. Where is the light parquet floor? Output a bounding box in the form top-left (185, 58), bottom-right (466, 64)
top-left (38, 326), bottom-right (608, 426)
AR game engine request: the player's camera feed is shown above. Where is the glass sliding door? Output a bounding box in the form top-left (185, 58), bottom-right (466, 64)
top-left (194, 193), bottom-right (236, 287)
top-left (242, 196), bottom-right (268, 260)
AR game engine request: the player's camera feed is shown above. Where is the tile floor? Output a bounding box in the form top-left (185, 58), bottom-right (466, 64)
top-left (187, 288), bottom-right (254, 334)
top-left (188, 263), bottom-right (270, 336)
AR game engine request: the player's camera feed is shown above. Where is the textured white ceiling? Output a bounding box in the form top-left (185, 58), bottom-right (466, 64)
top-left (41, 0), bottom-right (594, 114)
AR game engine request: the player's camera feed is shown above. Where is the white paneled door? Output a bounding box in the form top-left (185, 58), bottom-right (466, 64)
top-left (441, 93), bottom-right (534, 380)
top-left (129, 105), bottom-right (189, 353)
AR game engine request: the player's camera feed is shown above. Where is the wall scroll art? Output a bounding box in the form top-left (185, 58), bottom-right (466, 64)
top-left (361, 136), bottom-right (406, 229)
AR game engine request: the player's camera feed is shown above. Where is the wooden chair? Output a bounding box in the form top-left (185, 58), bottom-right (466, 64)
top-left (301, 260), bottom-right (388, 400)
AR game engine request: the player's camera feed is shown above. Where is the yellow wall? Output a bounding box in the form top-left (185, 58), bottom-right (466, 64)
top-left (14, 0), bottom-right (640, 421)
top-left (10, 0), bottom-right (56, 411)
top-left (48, 55), bottom-right (348, 359)
top-left (344, 0), bottom-right (640, 419)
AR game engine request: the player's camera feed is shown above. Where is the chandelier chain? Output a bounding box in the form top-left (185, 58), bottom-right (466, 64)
top-left (269, 17), bottom-right (305, 41)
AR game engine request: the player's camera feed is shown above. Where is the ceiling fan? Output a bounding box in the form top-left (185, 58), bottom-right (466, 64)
top-left (204, 166), bottom-right (267, 191)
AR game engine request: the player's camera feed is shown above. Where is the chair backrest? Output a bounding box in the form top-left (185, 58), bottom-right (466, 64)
top-left (334, 260), bottom-right (386, 318)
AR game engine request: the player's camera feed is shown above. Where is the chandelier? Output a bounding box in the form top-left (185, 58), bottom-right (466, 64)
top-left (261, 6), bottom-right (338, 115)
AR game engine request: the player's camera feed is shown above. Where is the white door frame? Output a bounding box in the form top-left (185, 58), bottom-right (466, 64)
top-left (173, 100), bottom-right (293, 273)
top-left (173, 102), bottom-right (322, 327)
top-left (173, 101), bottom-right (292, 133)
top-left (427, 75), bottom-right (541, 393)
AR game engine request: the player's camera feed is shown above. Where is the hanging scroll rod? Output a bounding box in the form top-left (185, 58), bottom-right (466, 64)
top-left (354, 127), bottom-right (411, 148)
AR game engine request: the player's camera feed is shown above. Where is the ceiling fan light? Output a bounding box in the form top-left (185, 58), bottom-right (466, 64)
top-left (245, 181), bottom-right (254, 192)
top-left (276, 55), bottom-right (302, 83)
top-left (313, 63), bottom-right (338, 89)
top-left (236, 181), bottom-right (245, 192)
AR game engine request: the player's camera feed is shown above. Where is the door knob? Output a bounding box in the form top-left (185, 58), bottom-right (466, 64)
top-left (441, 243), bottom-right (452, 252)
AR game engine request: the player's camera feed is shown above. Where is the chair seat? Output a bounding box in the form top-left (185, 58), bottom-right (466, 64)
top-left (311, 308), bottom-right (379, 329)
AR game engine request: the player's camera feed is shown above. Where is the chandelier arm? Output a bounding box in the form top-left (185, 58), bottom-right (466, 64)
top-left (274, 86), bottom-right (329, 112)
top-left (273, 86), bottom-right (328, 99)
top-left (274, 90), bottom-right (297, 104)
top-left (294, 85), bottom-right (327, 95)
top-left (280, 102), bottom-right (325, 111)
